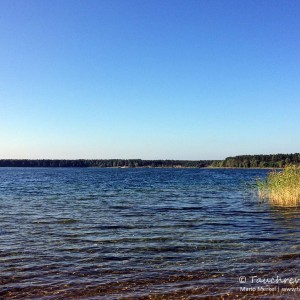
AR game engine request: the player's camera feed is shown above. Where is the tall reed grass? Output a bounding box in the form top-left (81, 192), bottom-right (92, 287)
top-left (257, 165), bottom-right (300, 206)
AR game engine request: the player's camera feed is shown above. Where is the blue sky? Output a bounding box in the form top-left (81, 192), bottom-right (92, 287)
top-left (1, 0), bottom-right (300, 159)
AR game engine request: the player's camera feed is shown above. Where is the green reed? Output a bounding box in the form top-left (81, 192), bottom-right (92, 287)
top-left (256, 165), bottom-right (300, 206)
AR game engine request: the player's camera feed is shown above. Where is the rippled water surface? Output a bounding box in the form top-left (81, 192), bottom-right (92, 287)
top-left (1, 168), bottom-right (300, 299)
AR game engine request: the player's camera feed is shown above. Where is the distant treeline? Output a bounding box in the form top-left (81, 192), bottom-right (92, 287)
top-left (211, 153), bottom-right (300, 168)
top-left (0, 159), bottom-right (213, 168)
top-left (1, 154), bottom-right (299, 168)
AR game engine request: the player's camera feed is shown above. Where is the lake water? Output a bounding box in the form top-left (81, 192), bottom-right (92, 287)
top-left (1, 168), bottom-right (300, 299)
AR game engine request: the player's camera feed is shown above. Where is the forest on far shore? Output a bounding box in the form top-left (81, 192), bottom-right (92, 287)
top-left (0, 159), bottom-right (213, 168)
top-left (210, 153), bottom-right (300, 168)
top-left (0, 153), bottom-right (299, 168)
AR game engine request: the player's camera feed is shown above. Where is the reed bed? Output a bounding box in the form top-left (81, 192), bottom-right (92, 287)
top-left (257, 165), bottom-right (300, 206)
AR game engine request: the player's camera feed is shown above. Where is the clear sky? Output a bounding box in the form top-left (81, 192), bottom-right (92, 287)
top-left (1, 0), bottom-right (300, 160)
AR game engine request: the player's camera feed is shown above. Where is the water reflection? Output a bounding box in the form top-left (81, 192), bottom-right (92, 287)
top-left (269, 205), bottom-right (300, 232)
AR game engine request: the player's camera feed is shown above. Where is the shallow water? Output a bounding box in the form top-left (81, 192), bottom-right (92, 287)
top-left (1, 168), bottom-right (300, 299)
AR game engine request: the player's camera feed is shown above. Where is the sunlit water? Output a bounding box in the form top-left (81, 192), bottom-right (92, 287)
top-left (1, 168), bottom-right (300, 299)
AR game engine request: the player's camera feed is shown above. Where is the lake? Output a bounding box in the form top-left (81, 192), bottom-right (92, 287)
top-left (1, 168), bottom-right (300, 299)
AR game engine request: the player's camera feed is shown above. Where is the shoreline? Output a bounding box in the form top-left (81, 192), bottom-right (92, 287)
top-left (0, 166), bottom-right (282, 170)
